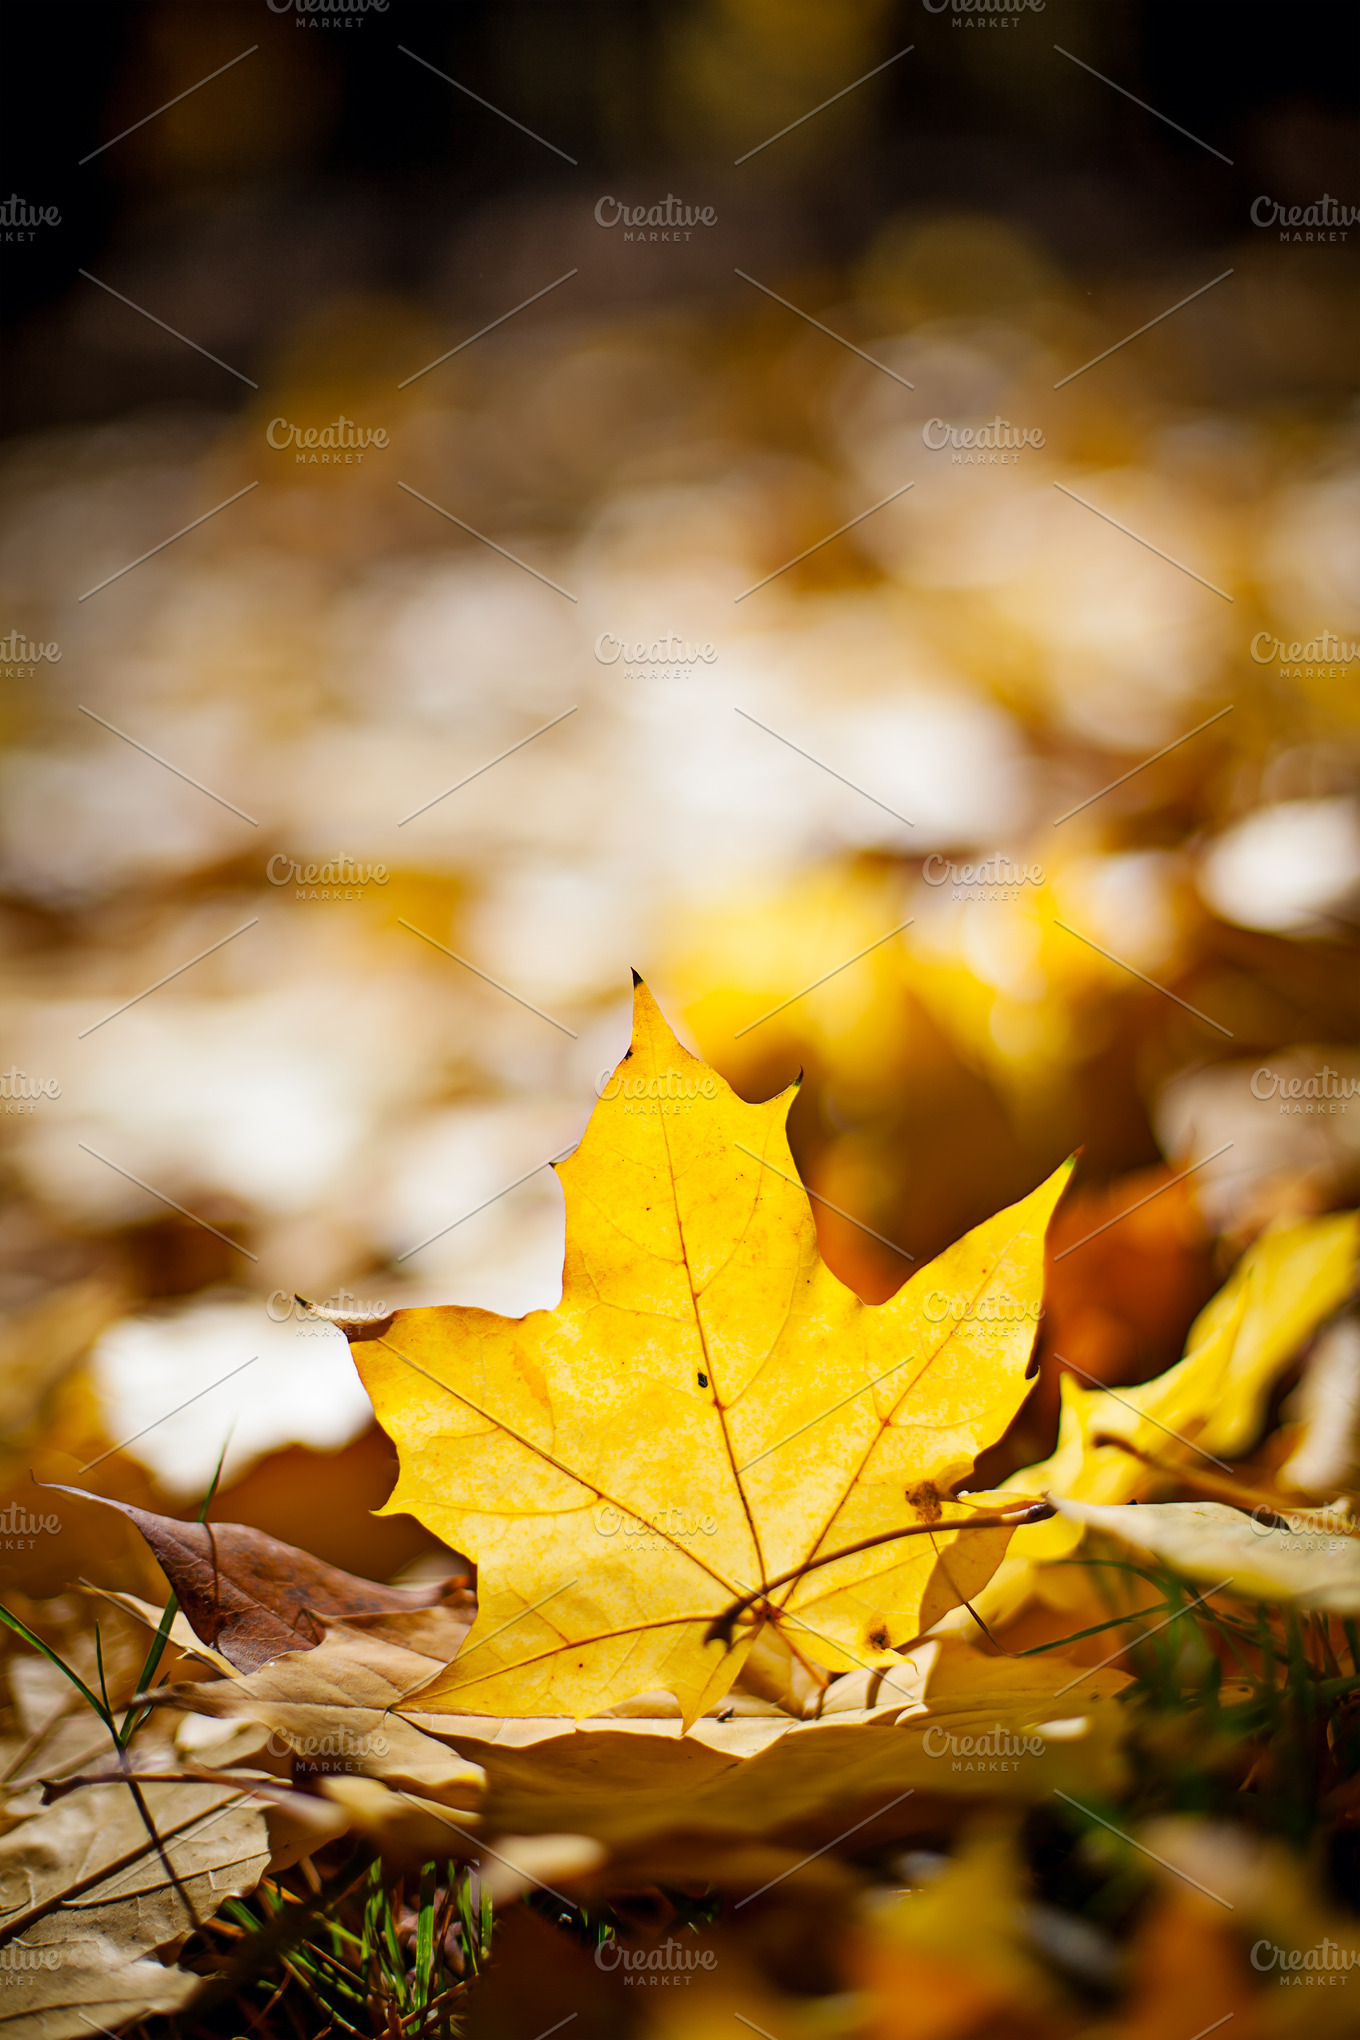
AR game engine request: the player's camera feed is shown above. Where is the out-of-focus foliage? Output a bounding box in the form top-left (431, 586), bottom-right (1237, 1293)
top-left (1, 0), bottom-right (1358, 2032)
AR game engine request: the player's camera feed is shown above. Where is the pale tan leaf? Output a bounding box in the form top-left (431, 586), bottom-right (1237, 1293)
top-left (0, 1778), bottom-right (268, 2040)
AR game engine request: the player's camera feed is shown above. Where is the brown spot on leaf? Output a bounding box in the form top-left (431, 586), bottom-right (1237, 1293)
top-left (905, 1481), bottom-right (943, 1522)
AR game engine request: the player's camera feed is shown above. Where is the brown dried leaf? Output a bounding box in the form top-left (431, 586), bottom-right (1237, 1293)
top-left (48, 1486), bottom-right (468, 1671)
top-left (426, 1641), bottom-right (1130, 1855)
top-left (162, 1620), bottom-right (483, 1797)
top-left (0, 1778), bottom-right (268, 2040)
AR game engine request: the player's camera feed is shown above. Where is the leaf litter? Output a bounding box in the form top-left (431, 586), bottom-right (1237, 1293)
top-left (0, 982), bottom-right (1356, 2035)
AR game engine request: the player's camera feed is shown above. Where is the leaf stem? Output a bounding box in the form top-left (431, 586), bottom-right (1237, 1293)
top-left (704, 1502), bottom-right (1054, 1645)
top-left (1088, 1434), bottom-right (1360, 1534)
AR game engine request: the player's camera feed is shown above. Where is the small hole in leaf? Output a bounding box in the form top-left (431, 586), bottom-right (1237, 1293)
top-left (698, 1372), bottom-right (708, 1388)
top-left (868, 1626), bottom-right (890, 1650)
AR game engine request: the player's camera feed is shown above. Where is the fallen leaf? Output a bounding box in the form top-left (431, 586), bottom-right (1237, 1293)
top-left (85, 1587), bottom-right (236, 1675)
top-left (470, 1829), bottom-right (606, 1906)
top-left (352, 979), bottom-right (1071, 1723)
top-left (316, 1775), bottom-right (478, 1862)
top-left (1278, 1310), bottom-right (1360, 1493)
top-left (959, 1210), bottom-right (1360, 1628)
top-left (164, 1620), bottom-right (1128, 1871)
top-left (1050, 1496), bottom-right (1360, 1610)
top-left (0, 1777), bottom-right (268, 2040)
top-left (48, 1486), bottom-right (467, 1671)
top-left (0, 1279), bottom-right (126, 1445)
top-left (161, 1620), bottom-right (485, 1798)
top-left (260, 1788), bottom-right (351, 1874)
top-left (416, 1642), bottom-right (1130, 1853)
top-left (633, 1964), bottom-right (825, 2040)
top-left (1089, 1890), bottom-right (1258, 2040)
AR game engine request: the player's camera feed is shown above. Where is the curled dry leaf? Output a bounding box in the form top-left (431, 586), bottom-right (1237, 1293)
top-left (161, 1619), bottom-right (485, 1800)
top-left (165, 1618), bottom-right (1129, 1868)
top-left (47, 1486), bottom-right (468, 1672)
top-left (1051, 1496), bottom-right (1360, 1611)
top-left (408, 1641), bottom-right (1131, 1853)
top-left (86, 1588), bottom-right (237, 1675)
top-left (315, 1776), bottom-right (480, 1864)
top-left (350, 979), bottom-right (1071, 1724)
top-left (0, 1778), bottom-right (268, 2040)
top-left (960, 1209), bottom-right (1360, 1629)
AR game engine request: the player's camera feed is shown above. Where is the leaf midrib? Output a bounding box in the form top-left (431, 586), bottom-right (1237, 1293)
top-left (654, 1071), bottom-right (770, 1590)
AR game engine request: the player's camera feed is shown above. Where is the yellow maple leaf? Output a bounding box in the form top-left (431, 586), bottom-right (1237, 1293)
top-left (353, 980), bottom-right (1071, 1725)
top-left (958, 1208), bottom-right (1360, 1628)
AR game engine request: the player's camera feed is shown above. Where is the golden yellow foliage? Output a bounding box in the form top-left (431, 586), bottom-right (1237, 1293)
top-left (964, 1210), bottom-right (1360, 1627)
top-left (353, 981), bottom-right (1071, 1723)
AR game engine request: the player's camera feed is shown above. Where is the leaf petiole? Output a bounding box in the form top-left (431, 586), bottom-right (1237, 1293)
top-left (705, 1501), bottom-right (1055, 1645)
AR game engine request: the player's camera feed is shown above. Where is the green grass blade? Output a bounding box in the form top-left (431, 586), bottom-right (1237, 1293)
top-left (414, 1860), bottom-right (436, 2012)
top-left (119, 1429), bottom-right (234, 1749)
top-left (1016, 1601), bottom-right (1174, 1656)
top-left (0, 1602), bottom-right (114, 1735)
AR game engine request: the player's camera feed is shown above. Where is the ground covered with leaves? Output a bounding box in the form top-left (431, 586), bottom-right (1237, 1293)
top-left (1, 985), bottom-right (1357, 2040)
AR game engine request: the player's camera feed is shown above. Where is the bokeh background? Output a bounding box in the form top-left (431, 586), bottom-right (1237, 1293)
top-left (1, 0), bottom-right (1357, 1596)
